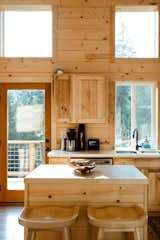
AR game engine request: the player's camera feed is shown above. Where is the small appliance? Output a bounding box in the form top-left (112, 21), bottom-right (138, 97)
top-left (88, 139), bottom-right (100, 150)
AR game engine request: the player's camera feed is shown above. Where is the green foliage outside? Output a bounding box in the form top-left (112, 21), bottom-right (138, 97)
top-left (8, 90), bottom-right (45, 141)
top-left (116, 21), bottom-right (136, 58)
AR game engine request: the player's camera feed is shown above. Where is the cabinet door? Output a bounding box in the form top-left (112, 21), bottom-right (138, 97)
top-left (49, 157), bottom-right (69, 164)
top-left (72, 75), bottom-right (107, 123)
top-left (55, 75), bottom-right (71, 122)
top-left (114, 158), bottom-right (160, 212)
top-left (148, 171), bottom-right (160, 211)
top-left (138, 168), bottom-right (160, 212)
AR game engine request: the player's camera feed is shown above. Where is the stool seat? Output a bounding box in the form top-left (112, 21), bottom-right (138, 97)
top-left (19, 206), bottom-right (79, 229)
top-left (88, 205), bottom-right (147, 229)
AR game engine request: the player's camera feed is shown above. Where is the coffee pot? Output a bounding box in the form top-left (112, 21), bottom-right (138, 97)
top-left (66, 129), bottom-right (76, 151)
top-left (77, 124), bottom-right (85, 150)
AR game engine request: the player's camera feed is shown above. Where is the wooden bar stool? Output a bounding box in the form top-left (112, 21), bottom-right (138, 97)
top-left (88, 205), bottom-right (147, 240)
top-left (19, 206), bottom-right (79, 240)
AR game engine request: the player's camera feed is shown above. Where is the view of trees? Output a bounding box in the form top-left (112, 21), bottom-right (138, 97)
top-left (115, 20), bottom-right (136, 57)
top-left (8, 90), bottom-right (45, 141)
top-left (116, 85), bottom-right (152, 148)
top-left (116, 86), bottom-right (131, 147)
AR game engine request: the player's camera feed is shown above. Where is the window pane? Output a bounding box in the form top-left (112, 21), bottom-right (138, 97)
top-left (115, 85), bottom-right (131, 148)
top-left (4, 10), bottom-right (52, 57)
top-left (115, 7), bottom-right (158, 58)
top-left (136, 86), bottom-right (152, 144)
top-left (8, 90), bottom-right (45, 140)
top-left (116, 84), bottom-right (155, 149)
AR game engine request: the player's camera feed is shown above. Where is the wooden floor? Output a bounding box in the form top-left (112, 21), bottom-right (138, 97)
top-left (0, 205), bottom-right (24, 240)
top-left (0, 205), bottom-right (158, 240)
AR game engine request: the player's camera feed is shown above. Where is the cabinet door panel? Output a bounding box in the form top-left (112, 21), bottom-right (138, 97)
top-left (148, 172), bottom-right (160, 211)
top-left (114, 158), bottom-right (160, 212)
top-left (73, 75), bottom-right (107, 123)
top-left (55, 76), bottom-right (71, 122)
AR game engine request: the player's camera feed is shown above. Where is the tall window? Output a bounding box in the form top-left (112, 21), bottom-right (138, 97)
top-left (115, 6), bottom-right (159, 58)
top-left (0, 6), bottom-right (52, 57)
top-left (115, 83), bottom-right (157, 149)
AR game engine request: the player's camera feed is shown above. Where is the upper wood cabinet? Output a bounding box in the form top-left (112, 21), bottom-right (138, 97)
top-left (55, 74), bottom-right (108, 123)
top-left (55, 75), bottom-right (71, 122)
top-left (71, 74), bottom-right (107, 123)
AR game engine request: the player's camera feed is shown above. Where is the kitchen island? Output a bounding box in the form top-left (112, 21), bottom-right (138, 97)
top-left (24, 164), bottom-right (148, 240)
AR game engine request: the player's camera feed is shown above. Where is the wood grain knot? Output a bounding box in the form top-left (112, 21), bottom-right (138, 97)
top-left (82, 192), bottom-right (87, 195)
top-left (48, 195), bottom-right (52, 199)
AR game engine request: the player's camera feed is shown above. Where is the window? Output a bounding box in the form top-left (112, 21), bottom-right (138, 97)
top-left (115, 83), bottom-right (157, 149)
top-left (115, 6), bottom-right (159, 58)
top-left (0, 6), bottom-right (52, 57)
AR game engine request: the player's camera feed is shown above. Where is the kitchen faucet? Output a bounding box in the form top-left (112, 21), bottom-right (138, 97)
top-left (132, 128), bottom-right (141, 151)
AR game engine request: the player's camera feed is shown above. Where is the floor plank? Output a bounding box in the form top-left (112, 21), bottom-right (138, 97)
top-left (0, 206), bottom-right (24, 240)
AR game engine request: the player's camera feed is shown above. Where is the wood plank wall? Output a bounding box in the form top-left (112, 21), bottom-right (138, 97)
top-left (0, 0), bottom-right (160, 149)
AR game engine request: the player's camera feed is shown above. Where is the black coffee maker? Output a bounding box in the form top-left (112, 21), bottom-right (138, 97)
top-left (77, 124), bottom-right (85, 150)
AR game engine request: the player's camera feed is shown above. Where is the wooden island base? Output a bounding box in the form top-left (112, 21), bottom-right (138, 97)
top-left (24, 164), bottom-right (148, 240)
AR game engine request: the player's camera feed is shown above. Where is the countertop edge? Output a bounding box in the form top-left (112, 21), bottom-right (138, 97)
top-left (47, 150), bottom-right (160, 158)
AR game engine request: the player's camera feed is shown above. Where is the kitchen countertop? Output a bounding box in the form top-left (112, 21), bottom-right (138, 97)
top-left (25, 164), bottom-right (148, 184)
top-left (48, 149), bottom-right (160, 158)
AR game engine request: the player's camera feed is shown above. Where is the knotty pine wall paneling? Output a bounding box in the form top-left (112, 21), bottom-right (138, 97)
top-left (0, 0), bottom-right (160, 149)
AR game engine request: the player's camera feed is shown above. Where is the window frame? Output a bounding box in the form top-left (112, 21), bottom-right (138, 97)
top-left (115, 81), bottom-right (157, 149)
top-left (114, 5), bottom-right (159, 60)
top-left (0, 5), bottom-right (53, 58)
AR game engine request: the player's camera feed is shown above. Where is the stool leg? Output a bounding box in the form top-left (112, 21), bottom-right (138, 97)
top-left (26, 229), bottom-right (36, 240)
top-left (63, 227), bottom-right (71, 240)
top-left (32, 231), bottom-right (36, 240)
top-left (134, 228), bottom-right (141, 240)
top-left (97, 228), bottom-right (104, 240)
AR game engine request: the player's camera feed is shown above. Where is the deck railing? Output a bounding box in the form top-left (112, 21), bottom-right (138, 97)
top-left (8, 140), bottom-right (44, 178)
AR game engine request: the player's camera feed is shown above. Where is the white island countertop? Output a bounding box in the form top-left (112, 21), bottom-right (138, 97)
top-left (48, 149), bottom-right (160, 158)
top-left (25, 164), bottom-right (148, 185)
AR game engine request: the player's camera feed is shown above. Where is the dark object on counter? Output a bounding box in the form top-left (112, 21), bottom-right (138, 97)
top-left (88, 139), bottom-right (100, 150)
top-left (77, 124), bottom-right (85, 150)
top-left (74, 162), bottom-right (96, 175)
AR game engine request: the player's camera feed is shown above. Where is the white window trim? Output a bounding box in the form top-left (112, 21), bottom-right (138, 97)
top-left (151, 84), bottom-right (157, 148)
top-left (0, 11), bottom-right (4, 56)
top-left (116, 5), bottom-right (158, 12)
top-left (116, 81), bottom-right (157, 149)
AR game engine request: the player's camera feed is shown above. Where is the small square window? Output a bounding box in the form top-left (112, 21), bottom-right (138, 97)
top-left (115, 6), bottom-right (159, 58)
top-left (0, 6), bottom-right (52, 57)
